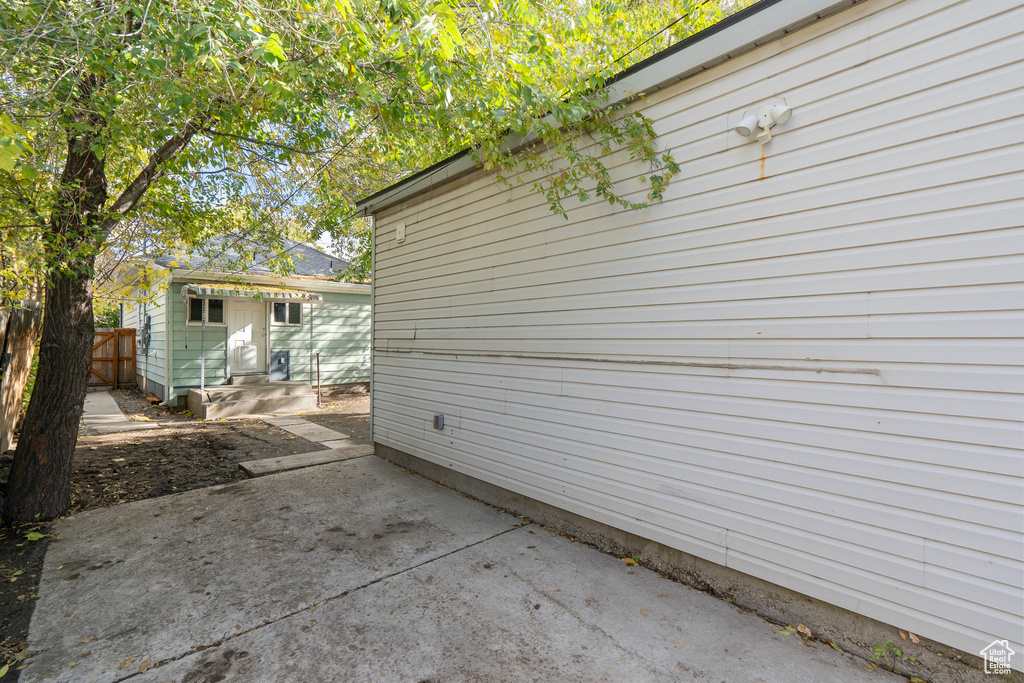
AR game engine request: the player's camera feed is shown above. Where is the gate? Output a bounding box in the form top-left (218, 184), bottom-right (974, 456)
top-left (90, 328), bottom-right (136, 389)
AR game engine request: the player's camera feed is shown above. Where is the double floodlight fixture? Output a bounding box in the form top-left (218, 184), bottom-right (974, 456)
top-left (734, 101), bottom-right (793, 144)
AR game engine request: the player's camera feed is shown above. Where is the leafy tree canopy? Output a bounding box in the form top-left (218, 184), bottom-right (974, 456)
top-left (1, 0), bottom-right (746, 291)
top-left (1, 0), bottom-right (750, 521)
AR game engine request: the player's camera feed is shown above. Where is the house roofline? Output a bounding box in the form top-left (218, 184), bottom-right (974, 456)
top-left (354, 0), bottom-right (859, 217)
top-left (169, 269), bottom-right (371, 295)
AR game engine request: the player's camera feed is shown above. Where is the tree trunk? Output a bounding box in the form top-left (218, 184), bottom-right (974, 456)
top-left (2, 268), bottom-right (96, 521)
top-left (2, 106), bottom-right (107, 523)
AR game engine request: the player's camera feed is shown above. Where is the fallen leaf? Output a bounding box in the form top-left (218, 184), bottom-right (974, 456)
top-left (909, 632), bottom-right (920, 644)
top-left (621, 557), bottom-right (638, 566)
top-left (797, 624), bottom-right (812, 638)
top-left (827, 641), bottom-right (843, 652)
top-left (77, 637), bottom-right (95, 644)
top-left (900, 631), bottom-right (907, 640)
top-left (119, 657), bottom-right (136, 670)
top-left (772, 630), bottom-right (791, 636)
top-left (24, 532), bottom-right (46, 542)
top-left (785, 625), bottom-right (796, 632)
top-left (0, 663), bottom-right (8, 677)
top-left (139, 659), bottom-right (151, 673)
top-left (673, 642), bottom-right (685, 648)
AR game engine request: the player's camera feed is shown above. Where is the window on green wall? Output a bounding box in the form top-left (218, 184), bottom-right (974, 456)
top-left (188, 298), bottom-right (225, 324)
top-left (272, 302), bottom-right (302, 326)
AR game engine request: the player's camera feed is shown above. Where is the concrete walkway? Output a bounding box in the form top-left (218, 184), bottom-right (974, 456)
top-left (262, 414), bottom-right (358, 449)
top-left (81, 391), bottom-right (160, 434)
top-left (238, 416), bottom-right (370, 476)
top-left (21, 457), bottom-right (901, 683)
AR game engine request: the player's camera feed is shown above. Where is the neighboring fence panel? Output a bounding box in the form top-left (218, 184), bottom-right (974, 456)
top-left (0, 302), bottom-right (43, 453)
top-left (90, 328), bottom-right (137, 389)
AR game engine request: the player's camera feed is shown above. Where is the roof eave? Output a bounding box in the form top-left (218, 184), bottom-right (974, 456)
top-left (169, 268), bottom-right (371, 295)
top-left (354, 0), bottom-right (860, 217)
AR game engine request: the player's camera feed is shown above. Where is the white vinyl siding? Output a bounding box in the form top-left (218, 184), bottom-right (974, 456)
top-left (370, 0), bottom-right (1024, 666)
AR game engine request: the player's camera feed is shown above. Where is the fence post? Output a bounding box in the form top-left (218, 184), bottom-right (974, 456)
top-left (113, 330), bottom-right (119, 390)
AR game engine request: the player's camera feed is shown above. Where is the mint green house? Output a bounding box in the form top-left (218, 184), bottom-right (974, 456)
top-left (121, 238), bottom-right (370, 417)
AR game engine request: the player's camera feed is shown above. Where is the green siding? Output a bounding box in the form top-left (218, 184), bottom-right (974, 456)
top-left (126, 289), bottom-right (168, 386)
top-left (167, 282), bottom-right (227, 403)
top-left (269, 291), bottom-right (371, 385)
top-left (165, 281), bottom-right (370, 403)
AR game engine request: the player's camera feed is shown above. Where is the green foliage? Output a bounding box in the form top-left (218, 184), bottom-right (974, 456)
top-left (20, 351), bottom-right (38, 416)
top-left (1, 0), bottom-right (747, 290)
top-left (93, 301), bottom-right (122, 328)
top-left (872, 640), bottom-right (903, 671)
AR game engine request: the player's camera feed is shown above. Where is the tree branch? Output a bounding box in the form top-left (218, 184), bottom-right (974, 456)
top-left (99, 115), bottom-right (207, 233)
top-left (202, 128), bottom-right (326, 155)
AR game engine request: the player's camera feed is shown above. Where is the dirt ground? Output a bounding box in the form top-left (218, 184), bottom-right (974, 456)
top-left (1, 388), bottom-right (370, 678)
top-left (302, 392), bottom-right (371, 443)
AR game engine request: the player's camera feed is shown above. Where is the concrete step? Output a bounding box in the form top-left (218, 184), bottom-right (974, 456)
top-left (186, 390), bottom-right (317, 419)
top-left (195, 382), bottom-right (311, 402)
top-left (230, 374), bottom-right (270, 385)
top-left (239, 445), bottom-right (374, 477)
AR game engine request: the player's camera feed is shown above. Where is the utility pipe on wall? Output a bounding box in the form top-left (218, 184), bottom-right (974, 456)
top-left (200, 299), bottom-right (206, 392)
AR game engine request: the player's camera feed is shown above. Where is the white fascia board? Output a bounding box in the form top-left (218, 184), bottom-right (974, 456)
top-left (355, 0), bottom-right (858, 217)
top-left (169, 269), bottom-right (371, 295)
top-left (602, 0), bottom-right (857, 104)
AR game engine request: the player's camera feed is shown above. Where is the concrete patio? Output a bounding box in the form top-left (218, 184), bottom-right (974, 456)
top-left (21, 455), bottom-right (900, 682)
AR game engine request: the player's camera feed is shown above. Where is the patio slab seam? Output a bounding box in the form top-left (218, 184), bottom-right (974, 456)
top-left (110, 523), bottom-right (531, 682)
top-left (238, 446), bottom-right (374, 477)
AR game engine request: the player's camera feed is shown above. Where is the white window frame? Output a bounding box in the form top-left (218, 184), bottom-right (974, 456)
top-left (186, 297), bottom-right (227, 326)
top-left (271, 301), bottom-right (303, 327)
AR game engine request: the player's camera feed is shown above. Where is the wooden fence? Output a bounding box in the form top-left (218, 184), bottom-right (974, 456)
top-left (90, 328), bottom-right (136, 389)
top-left (0, 302), bottom-right (43, 453)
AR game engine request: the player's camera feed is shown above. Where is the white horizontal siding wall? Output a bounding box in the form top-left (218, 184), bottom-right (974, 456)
top-left (371, 0), bottom-right (1024, 664)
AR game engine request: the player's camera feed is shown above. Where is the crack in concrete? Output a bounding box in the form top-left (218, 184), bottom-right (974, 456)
top-left (110, 523), bottom-right (531, 682)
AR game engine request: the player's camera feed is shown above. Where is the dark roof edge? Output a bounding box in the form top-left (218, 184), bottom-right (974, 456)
top-left (355, 0), bottom-right (859, 216)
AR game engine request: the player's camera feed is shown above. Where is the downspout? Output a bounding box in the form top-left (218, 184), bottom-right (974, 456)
top-left (165, 284), bottom-right (174, 406)
top-left (200, 298), bottom-right (206, 392)
top-left (369, 214), bottom-right (375, 444)
top-left (142, 303), bottom-right (148, 394)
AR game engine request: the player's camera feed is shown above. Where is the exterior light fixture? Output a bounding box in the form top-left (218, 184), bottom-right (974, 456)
top-left (734, 115), bottom-right (759, 138)
top-left (734, 100), bottom-right (793, 144)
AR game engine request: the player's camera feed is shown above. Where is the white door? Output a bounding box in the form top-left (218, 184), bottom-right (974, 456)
top-left (227, 300), bottom-right (267, 376)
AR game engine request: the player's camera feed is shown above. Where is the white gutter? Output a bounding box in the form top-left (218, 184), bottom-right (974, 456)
top-left (169, 269), bottom-right (371, 295)
top-left (354, 0), bottom-right (859, 217)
